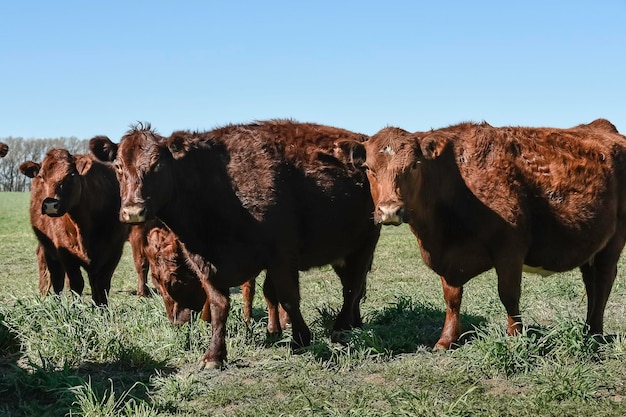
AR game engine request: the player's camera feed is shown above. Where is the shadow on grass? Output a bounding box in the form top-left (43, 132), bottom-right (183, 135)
top-left (0, 343), bottom-right (177, 417)
top-left (308, 296), bottom-right (488, 361)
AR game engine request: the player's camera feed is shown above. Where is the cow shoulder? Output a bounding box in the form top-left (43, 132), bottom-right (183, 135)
top-left (577, 118), bottom-right (619, 134)
top-left (440, 123), bottom-right (525, 226)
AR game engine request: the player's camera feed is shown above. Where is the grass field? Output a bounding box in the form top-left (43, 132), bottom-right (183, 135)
top-left (2, 191), bottom-right (626, 416)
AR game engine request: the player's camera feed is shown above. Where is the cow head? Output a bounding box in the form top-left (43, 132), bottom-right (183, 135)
top-left (0, 142), bottom-right (8, 158)
top-left (145, 226), bottom-right (207, 324)
top-left (363, 127), bottom-right (452, 225)
top-left (19, 149), bottom-right (83, 217)
top-left (90, 124), bottom-right (173, 224)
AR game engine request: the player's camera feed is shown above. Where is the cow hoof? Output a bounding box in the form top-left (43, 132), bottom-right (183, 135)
top-left (200, 360), bottom-right (223, 370)
top-left (331, 330), bottom-right (350, 345)
top-left (432, 342), bottom-right (450, 352)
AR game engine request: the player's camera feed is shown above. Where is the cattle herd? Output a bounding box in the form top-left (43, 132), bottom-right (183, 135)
top-left (3, 117), bottom-right (626, 369)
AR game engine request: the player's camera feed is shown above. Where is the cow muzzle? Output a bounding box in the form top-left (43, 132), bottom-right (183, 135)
top-left (41, 198), bottom-right (63, 217)
top-left (121, 204), bottom-right (147, 224)
top-left (376, 203), bottom-right (406, 226)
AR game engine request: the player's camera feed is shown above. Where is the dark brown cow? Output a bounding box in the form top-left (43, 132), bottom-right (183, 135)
top-left (91, 120), bottom-right (380, 368)
top-left (139, 219), bottom-right (268, 326)
top-left (19, 146), bottom-right (149, 304)
top-left (0, 142), bottom-right (8, 157)
top-left (364, 118), bottom-right (626, 350)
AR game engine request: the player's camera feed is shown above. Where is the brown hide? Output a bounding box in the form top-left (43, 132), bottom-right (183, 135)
top-left (19, 147), bottom-right (148, 305)
top-left (365, 119), bottom-right (626, 349)
top-left (0, 142), bottom-right (7, 158)
top-left (91, 119), bottom-right (381, 368)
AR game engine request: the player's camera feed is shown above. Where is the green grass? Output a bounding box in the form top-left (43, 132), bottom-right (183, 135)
top-left (2, 191), bottom-right (626, 416)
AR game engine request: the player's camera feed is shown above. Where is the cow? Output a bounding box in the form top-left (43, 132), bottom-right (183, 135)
top-left (19, 146), bottom-right (149, 305)
top-left (139, 218), bottom-right (270, 326)
top-left (90, 120), bottom-right (381, 369)
top-left (363, 118), bottom-right (626, 350)
top-left (0, 142), bottom-right (8, 157)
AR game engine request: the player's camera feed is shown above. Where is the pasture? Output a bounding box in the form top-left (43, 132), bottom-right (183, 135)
top-left (1, 191), bottom-right (626, 416)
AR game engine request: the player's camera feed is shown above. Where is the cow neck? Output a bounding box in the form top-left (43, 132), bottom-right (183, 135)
top-left (66, 168), bottom-right (119, 234)
top-left (407, 157), bottom-right (456, 234)
top-left (156, 149), bottom-right (259, 264)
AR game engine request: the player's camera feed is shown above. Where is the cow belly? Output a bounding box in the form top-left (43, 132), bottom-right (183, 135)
top-left (419, 241), bottom-right (494, 285)
top-left (525, 223), bottom-right (614, 272)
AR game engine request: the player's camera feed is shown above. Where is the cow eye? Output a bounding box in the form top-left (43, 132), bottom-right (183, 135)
top-left (153, 162), bottom-right (165, 173)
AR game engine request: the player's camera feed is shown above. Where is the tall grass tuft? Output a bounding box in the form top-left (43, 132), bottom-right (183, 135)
top-left (68, 379), bottom-right (157, 417)
top-left (456, 317), bottom-right (605, 378)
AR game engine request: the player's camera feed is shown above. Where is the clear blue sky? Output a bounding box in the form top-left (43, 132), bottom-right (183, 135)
top-left (2, 1), bottom-right (625, 141)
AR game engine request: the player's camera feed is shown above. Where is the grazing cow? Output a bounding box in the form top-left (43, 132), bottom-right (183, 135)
top-left (19, 146), bottom-right (149, 305)
top-left (363, 118), bottom-right (626, 350)
top-left (140, 218), bottom-right (266, 326)
top-left (91, 120), bottom-right (380, 368)
top-left (0, 142), bottom-right (8, 157)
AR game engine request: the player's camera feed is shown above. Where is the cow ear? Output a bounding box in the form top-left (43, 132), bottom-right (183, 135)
top-left (167, 132), bottom-right (189, 159)
top-left (90, 136), bottom-right (117, 162)
top-left (75, 156), bottom-right (93, 175)
top-left (333, 139), bottom-right (367, 168)
top-left (19, 161), bottom-right (41, 178)
top-left (419, 133), bottom-right (451, 159)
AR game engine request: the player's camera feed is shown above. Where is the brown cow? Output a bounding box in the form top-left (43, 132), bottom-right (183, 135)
top-left (139, 218), bottom-right (268, 326)
top-left (363, 118), bottom-right (626, 350)
top-left (19, 146), bottom-right (149, 305)
top-left (0, 142), bottom-right (8, 157)
top-left (91, 120), bottom-right (381, 368)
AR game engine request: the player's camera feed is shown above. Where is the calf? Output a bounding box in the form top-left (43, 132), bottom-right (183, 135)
top-left (140, 219), bottom-right (267, 326)
top-left (363, 119), bottom-right (626, 349)
top-left (19, 146), bottom-right (148, 304)
top-left (91, 120), bottom-right (380, 368)
top-left (0, 142), bottom-right (7, 157)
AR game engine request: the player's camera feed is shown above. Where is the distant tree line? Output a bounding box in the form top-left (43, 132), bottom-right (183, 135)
top-left (0, 137), bottom-right (89, 191)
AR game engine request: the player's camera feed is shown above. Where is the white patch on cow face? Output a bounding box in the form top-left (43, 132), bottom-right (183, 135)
top-left (379, 145), bottom-right (396, 156)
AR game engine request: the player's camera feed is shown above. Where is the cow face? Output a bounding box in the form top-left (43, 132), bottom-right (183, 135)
top-left (363, 127), bottom-right (418, 225)
top-left (145, 227), bottom-right (207, 324)
top-left (91, 125), bottom-right (173, 224)
top-left (20, 149), bottom-right (82, 217)
top-left (364, 127), bottom-right (454, 226)
top-left (0, 142), bottom-right (8, 158)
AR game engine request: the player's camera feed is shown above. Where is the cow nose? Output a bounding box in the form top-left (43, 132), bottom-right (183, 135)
top-left (41, 198), bottom-right (60, 216)
top-left (121, 205), bottom-right (147, 224)
top-left (377, 203), bottom-right (405, 226)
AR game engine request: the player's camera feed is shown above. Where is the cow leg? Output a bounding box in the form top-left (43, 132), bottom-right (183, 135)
top-left (434, 276), bottom-right (463, 350)
top-left (87, 262), bottom-right (117, 306)
top-left (494, 261), bottom-right (523, 336)
top-left (580, 236), bottom-right (624, 334)
top-left (128, 226), bottom-right (150, 297)
top-left (87, 272), bottom-right (107, 306)
top-left (262, 276), bottom-right (290, 333)
top-left (267, 264), bottom-right (311, 349)
top-left (64, 262), bottom-right (85, 295)
top-left (200, 291), bottom-right (212, 322)
top-left (241, 277), bottom-right (255, 323)
top-left (199, 280), bottom-right (230, 370)
top-left (36, 245), bottom-right (54, 295)
top-left (279, 303), bottom-right (290, 330)
top-left (330, 257), bottom-right (369, 339)
top-left (263, 276), bottom-right (282, 336)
